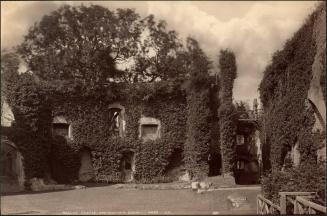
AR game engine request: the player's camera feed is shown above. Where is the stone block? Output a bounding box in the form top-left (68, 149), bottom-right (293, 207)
top-left (30, 178), bottom-right (45, 192)
top-left (179, 171), bottom-right (191, 182)
top-left (191, 181), bottom-right (199, 190)
top-left (227, 195), bottom-right (248, 208)
top-left (199, 181), bottom-right (211, 189)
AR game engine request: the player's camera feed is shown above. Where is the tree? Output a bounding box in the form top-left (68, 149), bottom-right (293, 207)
top-left (18, 5), bottom-right (137, 87)
top-left (129, 15), bottom-right (186, 82)
top-left (17, 4), bottom-right (193, 88)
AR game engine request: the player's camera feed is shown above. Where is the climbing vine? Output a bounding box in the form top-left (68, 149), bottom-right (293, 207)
top-left (259, 4), bottom-right (325, 202)
top-left (48, 83), bottom-right (188, 183)
top-left (218, 49), bottom-right (237, 174)
top-left (183, 39), bottom-right (218, 180)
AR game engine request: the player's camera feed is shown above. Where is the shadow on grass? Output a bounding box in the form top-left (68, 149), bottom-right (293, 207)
top-left (1, 182), bottom-right (118, 197)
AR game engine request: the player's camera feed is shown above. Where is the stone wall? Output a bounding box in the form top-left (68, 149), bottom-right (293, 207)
top-left (1, 138), bottom-right (25, 193)
top-left (309, 5), bottom-right (326, 161)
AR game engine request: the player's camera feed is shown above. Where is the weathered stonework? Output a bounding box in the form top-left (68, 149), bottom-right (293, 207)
top-left (52, 116), bottom-right (73, 139)
top-left (291, 141), bottom-right (300, 167)
top-left (138, 116), bottom-right (161, 141)
top-left (0, 138), bottom-right (25, 193)
top-left (78, 149), bottom-right (94, 182)
top-left (308, 7), bottom-right (326, 162)
top-left (1, 100), bottom-right (14, 127)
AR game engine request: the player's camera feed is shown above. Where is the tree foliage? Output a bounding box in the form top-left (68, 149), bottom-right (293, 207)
top-left (17, 4), bottom-right (197, 89)
top-left (3, 3), bottom-right (222, 184)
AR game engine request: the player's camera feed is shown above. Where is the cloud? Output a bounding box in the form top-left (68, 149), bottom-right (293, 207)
top-left (1, 1), bottom-right (318, 102)
top-left (146, 1), bottom-right (317, 102)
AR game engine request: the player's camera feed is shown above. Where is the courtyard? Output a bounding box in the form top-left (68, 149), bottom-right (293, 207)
top-left (1, 185), bottom-right (260, 215)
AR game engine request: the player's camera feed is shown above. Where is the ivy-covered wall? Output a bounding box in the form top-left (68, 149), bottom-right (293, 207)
top-left (48, 83), bottom-right (188, 183)
top-left (259, 3), bottom-right (319, 171)
top-left (259, 3), bottom-right (326, 202)
top-left (3, 67), bottom-right (221, 184)
top-left (3, 72), bottom-right (53, 181)
top-left (218, 50), bottom-right (237, 175)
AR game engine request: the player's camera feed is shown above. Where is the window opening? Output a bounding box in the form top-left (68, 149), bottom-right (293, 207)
top-left (141, 124), bottom-right (159, 140)
top-left (109, 108), bottom-right (121, 136)
top-left (52, 123), bottom-right (70, 138)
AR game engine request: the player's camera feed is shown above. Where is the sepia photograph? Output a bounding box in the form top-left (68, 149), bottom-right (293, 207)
top-left (1, 1), bottom-right (326, 215)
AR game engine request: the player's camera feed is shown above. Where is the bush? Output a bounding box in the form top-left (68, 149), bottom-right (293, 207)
top-left (262, 162), bottom-right (326, 204)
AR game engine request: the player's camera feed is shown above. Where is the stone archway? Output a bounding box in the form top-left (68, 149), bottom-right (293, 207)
top-left (306, 99), bottom-right (326, 162)
top-left (307, 99), bottom-right (325, 132)
top-left (1, 137), bottom-right (25, 192)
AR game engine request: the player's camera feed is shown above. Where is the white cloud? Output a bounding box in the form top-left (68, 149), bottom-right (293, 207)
top-left (1, 1), bottom-right (318, 102)
top-left (146, 1), bottom-right (317, 101)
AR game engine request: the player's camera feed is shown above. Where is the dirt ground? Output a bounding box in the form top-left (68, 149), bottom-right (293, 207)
top-left (1, 185), bottom-right (260, 215)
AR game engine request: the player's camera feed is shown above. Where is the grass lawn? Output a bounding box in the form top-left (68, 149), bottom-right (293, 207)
top-left (1, 185), bottom-right (260, 215)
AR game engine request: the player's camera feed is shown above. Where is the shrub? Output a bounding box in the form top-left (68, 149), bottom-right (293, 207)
top-left (262, 162), bottom-right (326, 204)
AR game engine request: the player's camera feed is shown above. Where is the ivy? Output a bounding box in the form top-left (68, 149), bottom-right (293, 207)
top-left (259, 4), bottom-right (325, 202)
top-left (218, 49), bottom-right (237, 174)
top-left (184, 86), bottom-right (212, 180)
top-left (47, 89), bottom-right (188, 184)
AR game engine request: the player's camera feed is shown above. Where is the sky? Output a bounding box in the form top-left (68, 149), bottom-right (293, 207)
top-left (1, 1), bottom-right (319, 104)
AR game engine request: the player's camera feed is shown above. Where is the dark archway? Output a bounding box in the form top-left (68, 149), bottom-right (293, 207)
top-left (164, 148), bottom-right (184, 180)
top-left (208, 153), bottom-right (221, 176)
top-left (120, 150), bottom-right (135, 182)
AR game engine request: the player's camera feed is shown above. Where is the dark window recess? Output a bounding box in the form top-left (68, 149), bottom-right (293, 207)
top-left (237, 161), bottom-right (245, 170)
top-left (236, 135), bottom-right (245, 145)
top-left (141, 124), bottom-right (158, 140)
top-left (109, 109), bottom-right (121, 135)
top-left (53, 123), bottom-right (69, 137)
top-left (125, 161), bottom-right (131, 170)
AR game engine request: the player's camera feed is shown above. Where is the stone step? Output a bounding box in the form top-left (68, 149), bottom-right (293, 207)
top-left (227, 195), bottom-right (249, 208)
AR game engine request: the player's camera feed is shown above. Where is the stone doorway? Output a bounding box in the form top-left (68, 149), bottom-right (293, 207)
top-left (78, 148), bottom-right (94, 183)
top-left (121, 151), bottom-right (135, 182)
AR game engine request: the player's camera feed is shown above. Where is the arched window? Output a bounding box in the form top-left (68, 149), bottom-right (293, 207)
top-left (108, 103), bottom-right (126, 138)
top-left (109, 108), bottom-right (122, 136)
top-left (307, 99), bottom-right (325, 132)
